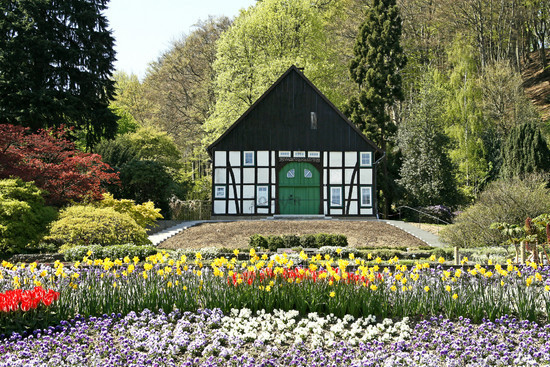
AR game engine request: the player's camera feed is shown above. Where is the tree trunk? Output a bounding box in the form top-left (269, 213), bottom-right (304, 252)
top-left (540, 45), bottom-right (548, 76)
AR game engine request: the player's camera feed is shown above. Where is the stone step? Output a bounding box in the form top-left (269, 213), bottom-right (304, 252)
top-left (265, 215), bottom-right (333, 220)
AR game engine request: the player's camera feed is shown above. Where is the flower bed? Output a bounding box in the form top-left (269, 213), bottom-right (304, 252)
top-left (3, 251), bottom-right (550, 366)
top-left (2, 252), bottom-right (550, 328)
top-left (2, 308), bottom-right (550, 366)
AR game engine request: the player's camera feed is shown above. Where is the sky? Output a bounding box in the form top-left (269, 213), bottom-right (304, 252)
top-left (104, 0), bottom-right (256, 80)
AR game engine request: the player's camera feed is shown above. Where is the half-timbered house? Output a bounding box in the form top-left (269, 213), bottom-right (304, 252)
top-left (207, 65), bottom-right (382, 217)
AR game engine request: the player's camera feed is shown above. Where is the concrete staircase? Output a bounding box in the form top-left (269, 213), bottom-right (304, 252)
top-left (148, 221), bottom-right (203, 247)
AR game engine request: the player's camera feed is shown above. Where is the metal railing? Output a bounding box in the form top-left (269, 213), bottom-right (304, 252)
top-left (397, 205), bottom-right (451, 225)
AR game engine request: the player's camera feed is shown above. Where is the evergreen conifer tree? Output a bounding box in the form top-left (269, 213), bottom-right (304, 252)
top-left (345, 0), bottom-right (406, 217)
top-left (0, 0), bottom-right (117, 148)
top-left (501, 122), bottom-right (550, 178)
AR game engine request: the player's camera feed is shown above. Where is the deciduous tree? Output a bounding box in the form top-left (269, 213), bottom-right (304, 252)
top-left (0, 124), bottom-right (119, 206)
top-left (204, 0), bottom-right (340, 144)
top-left (397, 71), bottom-right (459, 207)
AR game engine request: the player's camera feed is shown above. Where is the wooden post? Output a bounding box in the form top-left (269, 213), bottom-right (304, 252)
top-left (454, 246), bottom-right (460, 266)
top-left (520, 242), bottom-right (526, 264)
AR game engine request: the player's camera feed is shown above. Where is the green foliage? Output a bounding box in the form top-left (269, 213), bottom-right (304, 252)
top-left (345, 0), bottom-right (406, 217)
top-left (397, 70), bottom-right (460, 207)
top-left (115, 160), bottom-right (175, 216)
top-left (500, 122), bottom-right (550, 178)
top-left (96, 126), bottom-right (186, 216)
top-left (300, 234), bottom-right (317, 248)
top-left (143, 17), bottom-right (231, 154)
top-left (0, 178), bottom-right (57, 254)
top-left (443, 37), bottom-right (490, 198)
top-left (204, 0), bottom-right (341, 145)
top-left (281, 235), bottom-right (301, 248)
top-left (177, 176), bottom-right (211, 201)
top-left (266, 236), bottom-right (286, 252)
top-left (172, 247), bottom-right (234, 261)
top-left (0, 0), bottom-right (117, 148)
top-left (97, 126), bottom-right (183, 171)
top-left (249, 233), bottom-right (348, 251)
top-left (440, 174), bottom-right (550, 248)
top-left (346, 0), bottom-right (406, 145)
top-left (481, 60), bottom-right (541, 135)
top-left (95, 193), bottom-right (163, 228)
top-left (124, 127), bottom-right (183, 171)
top-left (249, 234), bottom-right (269, 249)
top-left (46, 205), bottom-right (151, 249)
top-left (110, 71), bottom-right (148, 133)
top-left (63, 244), bottom-right (159, 262)
top-left (94, 138), bottom-right (138, 169)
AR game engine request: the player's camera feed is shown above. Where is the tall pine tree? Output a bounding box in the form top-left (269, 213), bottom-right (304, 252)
top-left (0, 0), bottom-right (117, 149)
top-left (345, 0), bottom-right (406, 217)
top-left (500, 122), bottom-right (550, 178)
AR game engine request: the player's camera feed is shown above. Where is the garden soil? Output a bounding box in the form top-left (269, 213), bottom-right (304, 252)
top-left (158, 220), bottom-right (429, 250)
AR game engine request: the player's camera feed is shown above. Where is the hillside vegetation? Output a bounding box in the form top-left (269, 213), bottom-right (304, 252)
top-left (522, 50), bottom-right (550, 122)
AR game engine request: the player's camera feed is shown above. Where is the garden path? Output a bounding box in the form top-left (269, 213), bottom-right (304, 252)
top-left (383, 220), bottom-right (443, 248)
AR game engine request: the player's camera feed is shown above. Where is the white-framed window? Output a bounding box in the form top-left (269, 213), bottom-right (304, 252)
top-left (279, 151), bottom-right (291, 157)
top-left (215, 186), bottom-right (226, 199)
top-left (243, 151), bottom-right (254, 166)
top-left (360, 152), bottom-right (372, 167)
top-left (294, 151), bottom-right (306, 158)
top-left (308, 151), bottom-right (320, 158)
top-left (360, 186), bottom-right (372, 207)
top-left (330, 187), bottom-right (342, 207)
top-left (256, 186), bottom-right (269, 207)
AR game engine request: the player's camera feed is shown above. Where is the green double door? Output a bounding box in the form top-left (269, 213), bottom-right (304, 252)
top-left (278, 162), bottom-right (320, 214)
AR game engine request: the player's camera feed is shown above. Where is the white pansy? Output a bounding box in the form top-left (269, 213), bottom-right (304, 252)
top-left (217, 308), bottom-right (412, 349)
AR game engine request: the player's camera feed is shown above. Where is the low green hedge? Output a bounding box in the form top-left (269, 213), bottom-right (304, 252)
top-left (249, 233), bottom-right (348, 252)
top-left (63, 244), bottom-right (159, 262)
